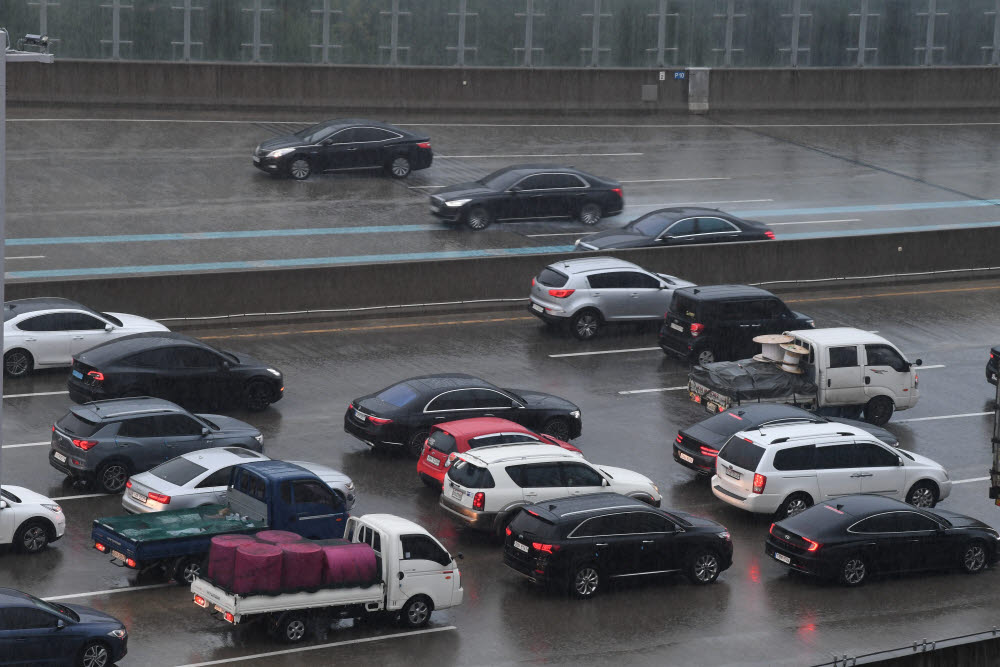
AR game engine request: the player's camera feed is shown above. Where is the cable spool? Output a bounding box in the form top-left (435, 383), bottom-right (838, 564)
top-left (752, 334), bottom-right (794, 364)
top-left (779, 343), bottom-right (809, 374)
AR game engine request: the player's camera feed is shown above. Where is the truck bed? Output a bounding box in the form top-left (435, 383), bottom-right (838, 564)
top-left (191, 576), bottom-right (384, 622)
top-left (688, 359), bottom-right (818, 413)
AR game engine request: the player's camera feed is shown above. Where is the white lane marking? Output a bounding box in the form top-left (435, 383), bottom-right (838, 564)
top-left (619, 386), bottom-right (688, 395)
top-left (952, 476), bottom-right (990, 485)
top-left (3, 390), bottom-right (69, 399)
top-left (629, 198), bottom-right (773, 208)
top-left (550, 346), bottom-right (660, 358)
top-left (768, 218), bottom-right (861, 226)
top-left (619, 177), bottom-right (731, 183)
top-left (173, 626), bottom-right (458, 667)
top-left (44, 583), bottom-right (174, 601)
top-left (525, 232), bottom-right (593, 237)
top-left (2, 441), bottom-right (49, 449)
top-left (894, 411), bottom-right (991, 423)
top-left (407, 185), bottom-right (447, 189)
top-left (50, 492), bottom-right (111, 501)
top-left (435, 152), bottom-right (642, 159)
top-left (916, 364), bottom-right (946, 369)
top-left (5, 255), bottom-right (46, 260)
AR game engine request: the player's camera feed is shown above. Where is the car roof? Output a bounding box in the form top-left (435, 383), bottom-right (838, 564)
top-left (179, 447), bottom-right (267, 467)
top-left (76, 331), bottom-right (213, 365)
top-left (786, 327), bottom-right (893, 347)
top-left (737, 421), bottom-right (872, 446)
top-left (0, 588), bottom-right (37, 607)
top-left (401, 373), bottom-right (495, 394)
top-left (783, 495), bottom-right (915, 529)
top-left (73, 397), bottom-right (189, 421)
top-left (3, 297), bottom-right (93, 321)
top-left (545, 256), bottom-right (644, 275)
top-left (316, 118), bottom-right (409, 133)
top-left (238, 460), bottom-right (312, 482)
top-left (459, 443), bottom-right (580, 465)
top-left (523, 492), bottom-right (651, 523)
top-left (434, 417), bottom-right (532, 438)
top-left (635, 206), bottom-right (728, 219)
top-left (674, 284), bottom-right (776, 301)
top-left (719, 404), bottom-right (820, 423)
top-left (360, 513), bottom-right (434, 536)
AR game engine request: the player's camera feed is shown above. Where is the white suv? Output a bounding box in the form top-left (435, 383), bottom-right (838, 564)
top-left (438, 444), bottom-right (661, 534)
top-left (711, 422), bottom-right (951, 518)
top-left (0, 485), bottom-right (66, 554)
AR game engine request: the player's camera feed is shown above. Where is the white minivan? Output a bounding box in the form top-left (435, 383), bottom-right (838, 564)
top-left (711, 422), bottom-right (950, 518)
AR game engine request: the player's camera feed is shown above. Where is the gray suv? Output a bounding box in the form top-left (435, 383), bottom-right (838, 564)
top-left (49, 397), bottom-right (264, 493)
top-left (528, 257), bottom-right (695, 340)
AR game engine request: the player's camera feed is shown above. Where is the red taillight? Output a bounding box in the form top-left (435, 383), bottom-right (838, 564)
top-left (125, 480), bottom-right (132, 489)
top-left (348, 403), bottom-right (354, 410)
top-left (148, 492), bottom-right (171, 504)
top-left (700, 446), bottom-right (720, 457)
top-left (505, 526), bottom-right (512, 537)
top-left (368, 416), bottom-right (393, 425)
top-left (51, 424), bottom-right (55, 432)
top-left (675, 434), bottom-right (683, 444)
top-left (87, 370), bottom-right (104, 382)
top-left (992, 353), bottom-right (996, 359)
top-left (690, 323), bottom-right (704, 337)
top-left (804, 537), bottom-right (821, 552)
top-left (532, 277), bottom-right (536, 286)
top-left (532, 542), bottom-right (560, 554)
top-left (125, 558), bottom-right (137, 568)
top-left (764, 230), bottom-right (776, 240)
top-left (769, 522), bottom-right (776, 535)
top-left (752, 473), bottom-right (767, 494)
top-left (548, 289), bottom-right (575, 298)
top-left (472, 492), bottom-right (485, 511)
top-left (611, 187), bottom-right (622, 198)
top-left (224, 612), bottom-right (235, 623)
top-left (94, 542), bottom-right (107, 553)
top-left (193, 595), bottom-right (208, 608)
top-left (417, 142), bottom-right (431, 149)
top-left (728, 413), bottom-right (743, 420)
top-left (72, 439), bottom-right (98, 450)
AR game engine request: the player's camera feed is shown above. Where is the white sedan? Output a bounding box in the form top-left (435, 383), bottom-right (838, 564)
top-left (4, 297), bottom-right (168, 378)
top-left (0, 486), bottom-right (66, 554)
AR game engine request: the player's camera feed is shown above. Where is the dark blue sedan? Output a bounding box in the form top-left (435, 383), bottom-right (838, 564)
top-left (0, 588), bottom-right (127, 666)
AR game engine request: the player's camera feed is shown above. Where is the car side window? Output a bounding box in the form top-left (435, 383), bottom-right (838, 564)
top-left (156, 414), bottom-right (203, 436)
top-left (177, 348), bottom-right (220, 369)
top-left (697, 217), bottom-right (739, 233)
top-left (664, 218), bottom-right (698, 237)
top-left (772, 445), bottom-right (816, 471)
top-left (400, 534), bottom-right (451, 566)
top-left (587, 272), bottom-right (616, 289)
top-left (280, 481), bottom-right (292, 504)
top-left (720, 300), bottom-right (752, 320)
top-left (853, 442), bottom-right (899, 467)
top-left (471, 389), bottom-right (516, 409)
top-left (16, 313), bottom-right (72, 332)
top-left (623, 272), bottom-right (661, 289)
top-left (571, 515), bottom-right (618, 537)
top-left (118, 416), bottom-right (159, 438)
top-left (814, 443), bottom-right (858, 469)
top-left (633, 512), bottom-right (674, 533)
top-left (893, 512), bottom-right (940, 532)
top-left (513, 174), bottom-right (549, 191)
top-left (762, 299), bottom-right (788, 318)
top-left (63, 312), bottom-right (107, 330)
top-left (547, 173), bottom-right (587, 188)
top-left (560, 462), bottom-right (603, 487)
top-left (197, 466), bottom-right (234, 488)
top-left (865, 344), bottom-right (909, 372)
top-left (0, 607), bottom-right (58, 629)
top-left (325, 128), bottom-right (356, 144)
top-left (829, 346), bottom-right (859, 368)
top-left (293, 480), bottom-right (342, 510)
top-left (354, 127), bottom-right (397, 142)
top-left (513, 463), bottom-right (563, 488)
top-left (851, 514), bottom-right (900, 533)
top-left (426, 389), bottom-right (478, 412)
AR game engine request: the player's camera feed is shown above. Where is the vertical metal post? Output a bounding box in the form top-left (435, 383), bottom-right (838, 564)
top-left (310, 0), bottom-right (342, 64)
top-left (581, 0), bottom-right (610, 67)
top-left (712, 0), bottom-right (745, 67)
top-left (100, 0), bottom-right (133, 59)
top-left (984, 0), bottom-right (1000, 64)
top-left (379, 0), bottom-right (411, 66)
top-left (28, 0), bottom-right (60, 37)
top-left (241, 0), bottom-right (273, 63)
top-left (789, 0), bottom-right (801, 67)
top-left (515, 0), bottom-right (544, 66)
top-left (447, 0), bottom-right (478, 66)
top-left (915, 0), bottom-right (946, 66)
top-left (654, 0), bottom-right (666, 66)
top-left (171, 0), bottom-right (204, 61)
top-left (857, 0), bottom-right (868, 66)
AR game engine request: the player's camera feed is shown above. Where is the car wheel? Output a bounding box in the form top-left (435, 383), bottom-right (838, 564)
top-left (465, 205), bottom-right (492, 231)
top-left (78, 640), bottom-right (111, 667)
top-left (863, 395), bottom-right (894, 426)
top-left (569, 563), bottom-right (601, 598)
top-left (97, 461), bottom-right (130, 494)
top-left (288, 157), bottom-right (311, 180)
top-left (3, 349), bottom-right (33, 378)
top-left (690, 346), bottom-right (716, 366)
top-left (174, 556), bottom-right (204, 584)
top-left (838, 555), bottom-right (868, 586)
top-left (273, 612), bottom-right (310, 643)
top-left (686, 549), bottom-right (721, 585)
top-left (961, 541), bottom-right (988, 574)
top-left (541, 417), bottom-right (571, 442)
top-left (399, 595), bottom-right (432, 628)
top-left (14, 520), bottom-right (50, 554)
top-left (407, 430), bottom-right (430, 459)
top-left (244, 380), bottom-right (273, 412)
top-left (570, 309), bottom-right (601, 340)
top-left (776, 492), bottom-right (813, 519)
top-left (578, 203), bottom-right (602, 226)
top-left (905, 480), bottom-right (938, 508)
top-left (388, 155), bottom-right (412, 178)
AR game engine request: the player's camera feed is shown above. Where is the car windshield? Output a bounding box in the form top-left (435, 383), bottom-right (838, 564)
top-left (628, 212), bottom-right (679, 236)
top-left (1, 488), bottom-right (21, 503)
top-left (31, 596), bottom-right (79, 622)
top-left (376, 383), bottom-right (419, 407)
top-left (56, 412), bottom-right (101, 437)
top-left (294, 121), bottom-right (340, 144)
top-left (199, 416), bottom-right (219, 430)
top-left (149, 457), bottom-right (210, 486)
top-left (477, 167), bottom-right (522, 190)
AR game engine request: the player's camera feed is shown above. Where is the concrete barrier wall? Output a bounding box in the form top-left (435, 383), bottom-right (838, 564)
top-left (7, 226), bottom-right (999, 321)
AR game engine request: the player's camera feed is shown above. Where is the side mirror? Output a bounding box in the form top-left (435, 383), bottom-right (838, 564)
top-left (897, 456), bottom-right (903, 466)
top-left (509, 186), bottom-right (521, 193)
top-left (56, 619), bottom-right (65, 630)
top-left (601, 478), bottom-right (610, 487)
top-left (220, 361), bottom-right (231, 371)
top-left (0, 500), bottom-right (7, 510)
top-left (201, 427), bottom-right (210, 436)
top-left (914, 359), bottom-right (923, 366)
top-left (397, 571), bottom-right (405, 581)
top-left (456, 552), bottom-right (464, 560)
top-left (104, 323), bottom-right (114, 332)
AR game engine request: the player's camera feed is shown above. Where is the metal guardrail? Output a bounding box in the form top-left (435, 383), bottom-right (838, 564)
top-left (812, 626), bottom-right (1000, 667)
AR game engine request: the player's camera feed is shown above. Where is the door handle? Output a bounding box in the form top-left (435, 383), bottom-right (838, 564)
top-left (595, 543), bottom-right (608, 547)
top-left (827, 378), bottom-right (831, 387)
top-left (73, 336), bottom-right (85, 340)
top-left (865, 377), bottom-right (871, 384)
top-left (642, 540), bottom-right (655, 544)
top-left (347, 147), bottom-right (357, 151)
top-left (630, 293), bottom-right (639, 298)
top-left (24, 338), bottom-right (36, 342)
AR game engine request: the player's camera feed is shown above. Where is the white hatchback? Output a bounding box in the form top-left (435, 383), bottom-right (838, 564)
top-left (0, 485), bottom-right (66, 554)
top-left (711, 422), bottom-right (951, 518)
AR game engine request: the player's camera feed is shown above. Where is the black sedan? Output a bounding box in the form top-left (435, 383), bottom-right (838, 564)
top-left (675, 404), bottom-right (898, 475)
top-left (429, 165), bottom-right (623, 230)
top-left (575, 206), bottom-right (773, 250)
top-left (67, 332), bottom-right (284, 412)
top-left (0, 587), bottom-right (128, 666)
top-left (987, 345), bottom-right (998, 385)
top-left (344, 373), bottom-right (582, 456)
top-left (765, 495), bottom-right (1000, 586)
top-left (252, 118), bottom-right (432, 180)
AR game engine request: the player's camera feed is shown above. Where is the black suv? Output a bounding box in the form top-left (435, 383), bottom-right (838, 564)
top-left (658, 285), bottom-right (814, 365)
top-left (988, 346), bottom-right (999, 386)
top-left (502, 493), bottom-right (732, 598)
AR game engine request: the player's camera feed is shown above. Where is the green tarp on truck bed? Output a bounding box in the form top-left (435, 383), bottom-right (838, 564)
top-left (95, 505), bottom-right (264, 543)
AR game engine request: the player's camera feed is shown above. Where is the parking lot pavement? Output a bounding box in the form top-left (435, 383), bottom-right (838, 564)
top-left (1, 276), bottom-right (999, 666)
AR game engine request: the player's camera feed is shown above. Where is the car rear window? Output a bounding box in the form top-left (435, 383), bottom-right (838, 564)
top-left (447, 459), bottom-right (495, 488)
top-left (718, 436), bottom-right (767, 472)
top-left (149, 457), bottom-right (209, 486)
top-left (509, 509), bottom-right (558, 539)
top-left (376, 383), bottom-right (419, 407)
top-left (426, 431), bottom-right (457, 455)
top-left (536, 268), bottom-right (568, 288)
top-left (670, 293), bottom-right (703, 320)
top-left (56, 412), bottom-right (101, 437)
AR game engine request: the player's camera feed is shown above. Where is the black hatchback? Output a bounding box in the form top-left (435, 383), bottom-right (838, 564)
top-left (253, 118), bottom-right (432, 180)
top-left (67, 332), bottom-right (284, 412)
top-left (576, 206), bottom-right (774, 251)
top-left (765, 494), bottom-right (1000, 586)
top-left (430, 164), bottom-right (623, 230)
top-left (658, 285), bottom-right (814, 365)
top-left (344, 373), bottom-right (582, 457)
top-left (503, 493), bottom-right (732, 598)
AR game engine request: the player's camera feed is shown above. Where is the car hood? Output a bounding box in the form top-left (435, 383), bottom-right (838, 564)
top-left (433, 182), bottom-right (496, 200)
top-left (667, 509), bottom-right (725, 531)
top-left (107, 312), bottom-right (169, 332)
top-left (197, 413), bottom-right (260, 435)
top-left (577, 230), bottom-right (651, 249)
top-left (286, 461), bottom-right (352, 487)
top-left (228, 351), bottom-right (273, 372)
top-left (258, 135), bottom-right (309, 152)
top-left (595, 465), bottom-right (655, 488)
top-left (3, 485), bottom-right (56, 506)
top-left (826, 417), bottom-right (898, 446)
top-left (505, 389), bottom-right (579, 412)
top-left (899, 449), bottom-right (942, 469)
top-left (65, 603), bottom-right (123, 627)
top-left (933, 509), bottom-right (994, 530)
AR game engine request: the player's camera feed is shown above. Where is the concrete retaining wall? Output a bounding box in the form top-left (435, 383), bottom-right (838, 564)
top-left (7, 226), bottom-right (999, 321)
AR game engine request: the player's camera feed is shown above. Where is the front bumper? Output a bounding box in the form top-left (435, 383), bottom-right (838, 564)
top-left (673, 444), bottom-right (715, 475)
top-left (430, 205), bottom-right (464, 222)
top-left (438, 495), bottom-right (496, 531)
top-left (252, 155), bottom-right (283, 173)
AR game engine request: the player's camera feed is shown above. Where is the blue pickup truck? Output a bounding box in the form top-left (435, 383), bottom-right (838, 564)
top-left (91, 460), bottom-right (350, 583)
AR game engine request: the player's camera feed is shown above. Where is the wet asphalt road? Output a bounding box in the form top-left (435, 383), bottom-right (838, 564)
top-left (8, 108), bottom-right (1000, 278)
top-left (1, 276), bottom-right (999, 666)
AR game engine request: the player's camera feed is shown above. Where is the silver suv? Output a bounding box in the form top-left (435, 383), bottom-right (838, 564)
top-left (528, 257), bottom-right (695, 340)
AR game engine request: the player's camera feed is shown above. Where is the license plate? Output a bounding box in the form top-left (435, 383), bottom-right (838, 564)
top-left (252, 155), bottom-right (260, 163)
top-left (451, 487), bottom-right (464, 501)
top-left (993, 373), bottom-right (998, 381)
top-left (531, 303), bottom-right (544, 313)
top-left (214, 604), bottom-right (225, 613)
top-left (354, 409), bottom-right (365, 421)
top-left (678, 452), bottom-right (694, 464)
top-left (774, 552), bottom-right (791, 565)
top-left (72, 369), bottom-right (83, 379)
top-left (707, 401), bottom-right (721, 413)
top-left (110, 549), bottom-right (127, 562)
top-left (514, 541), bottom-right (529, 553)
top-left (670, 322), bottom-right (684, 332)
top-left (426, 454), bottom-right (441, 466)
top-left (53, 452), bottom-right (67, 463)
top-left (725, 467), bottom-right (742, 481)
top-left (129, 490), bottom-right (147, 503)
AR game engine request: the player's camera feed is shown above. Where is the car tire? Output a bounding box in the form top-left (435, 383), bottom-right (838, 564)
top-left (775, 492), bottom-right (813, 519)
top-left (3, 349), bottom-right (33, 378)
top-left (838, 555), bottom-right (868, 587)
top-left (174, 555), bottom-right (205, 584)
top-left (465, 205), bottom-right (492, 231)
top-left (407, 430), bottom-right (431, 459)
top-left (541, 417), bottom-right (572, 442)
top-left (288, 157), bottom-right (311, 180)
top-left (274, 612), bottom-right (310, 643)
top-left (388, 155), bottom-right (412, 178)
top-left (686, 549), bottom-right (721, 585)
top-left (578, 203), bottom-right (602, 226)
top-left (569, 562), bottom-right (601, 598)
top-left (399, 595), bottom-right (433, 628)
top-left (77, 640), bottom-right (111, 667)
top-left (690, 346), bottom-right (716, 366)
top-left (905, 480), bottom-right (938, 508)
top-left (569, 309), bottom-right (602, 340)
top-left (863, 395), bottom-right (894, 426)
top-left (97, 461), bottom-right (130, 494)
top-left (244, 380), bottom-right (273, 412)
top-left (14, 520), bottom-right (51, 554)
top-left (961, 541), bottom-right (988, 574)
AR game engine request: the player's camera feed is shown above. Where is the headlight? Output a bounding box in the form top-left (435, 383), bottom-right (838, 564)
top-left (806, 319), bottom-right (816, 328)
top-left (651, 484), bottom-right (660, 496)
top-left (717, 530), bottom-right (731, 541)
top-left (444, 199), bottom-right (471, 207)
top-left (988, 529), bottom-right (1000, 540)
top-left (253, 434), bottom-right (264, 445)
top-left (347, 481), bottom-right (355, 491)
top-left (266, 368), bottom-right (282, 377)
top-left (267, 147), bottom-right (295, 158)
top-left (942, 469), bottom-right (950, 480)
top-left (108, 628), bottom-right (127, 639)
top-left (42, 504), bottom-right (62, 513)
top-left (569, 410), bottom-right (581, 419)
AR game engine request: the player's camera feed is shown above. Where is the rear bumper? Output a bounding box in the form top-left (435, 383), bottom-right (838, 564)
top-left (438, 495), bottom-right (496, 531)
top-left (657, 331), bottom-right (692, 358)
top-left (988, 362), bottom-right (998, 385)
top-left (528, 301), bottom-right (570, 323)
top-left (711, 475), bottom-right (781, 514)
top-left (764, 539), bottom-right (833, 578)
top-left (673, 444), bottom-right (715, 475)
top-left (67, 380), bottom-right (104, 404)
top-left (343, 412), bottom-right (403, 448)
top-left (48, 448), bottom-right (93, 479)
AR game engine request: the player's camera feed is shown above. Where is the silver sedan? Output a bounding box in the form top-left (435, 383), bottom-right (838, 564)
top-left (121, 447), bottom-right (356, 513)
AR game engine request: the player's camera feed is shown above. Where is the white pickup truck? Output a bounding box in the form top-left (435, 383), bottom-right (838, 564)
top-left (688, 327), bottom-right (921, 425)
top-left (191, 513), bottom-right (463, 643)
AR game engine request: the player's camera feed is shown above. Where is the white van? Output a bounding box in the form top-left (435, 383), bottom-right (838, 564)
top-left (711, 422), bottom-right (950, 518)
